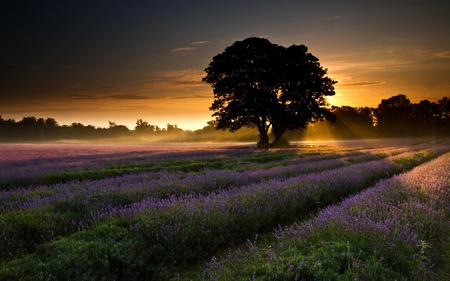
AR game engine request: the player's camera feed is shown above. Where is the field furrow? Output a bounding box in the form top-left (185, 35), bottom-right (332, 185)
top-left (0, 148), bottom-right (395, 263)
top-left (0, 147), bottom-right (344, 189)
top-left (201, 152), bottom-right (450, 280)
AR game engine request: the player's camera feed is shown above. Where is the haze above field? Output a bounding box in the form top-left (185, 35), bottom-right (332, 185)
top-left (2, 0), bottom-right (450, 130)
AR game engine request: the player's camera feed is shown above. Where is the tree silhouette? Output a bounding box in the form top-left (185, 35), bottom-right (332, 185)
top-left (203, 37), bottom-right (336, 148)
top-left (438, 97), bottom-right (450, 127)
top-left (44, 118), bottom-right (58, 128)
top-left (135, 119), bottom-right (155, 134)
top-left (331, 106), bottom-right (375, 138)
top-left (410, 100), bottom-right (440, 135)
top-left (375, 94), bottom-right (412, 136)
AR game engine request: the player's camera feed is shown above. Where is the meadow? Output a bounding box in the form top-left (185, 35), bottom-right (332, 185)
top-left (1, 138), bottom-right (450, 280)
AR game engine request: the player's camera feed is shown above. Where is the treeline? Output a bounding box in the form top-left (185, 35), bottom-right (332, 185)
top-left (286, 94), bottom-right (450, 140)
top-left (0, 116), bottom-right (259, 143)
top-left (1, 94), bottom-right (449, 143)
top-left (0, 118), bottom-right (135, 142)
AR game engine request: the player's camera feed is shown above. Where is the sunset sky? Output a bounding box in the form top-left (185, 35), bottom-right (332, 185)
top-left (1, 0), bottom-right (449, 130)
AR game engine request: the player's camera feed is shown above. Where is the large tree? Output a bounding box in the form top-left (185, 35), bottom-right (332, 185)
top-left (203, 37), bottom-right (336, 148)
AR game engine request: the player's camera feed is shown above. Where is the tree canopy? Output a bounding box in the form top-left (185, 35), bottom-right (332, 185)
top-left (203, 37), bottom-right (337, 148)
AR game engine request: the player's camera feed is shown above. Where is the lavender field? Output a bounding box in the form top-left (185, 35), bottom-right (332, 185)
top-left (1, 138), bottom-right (450, 280)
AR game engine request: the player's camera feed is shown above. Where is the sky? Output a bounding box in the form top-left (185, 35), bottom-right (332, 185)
top-left (1, 0), bottom-right (450, 130)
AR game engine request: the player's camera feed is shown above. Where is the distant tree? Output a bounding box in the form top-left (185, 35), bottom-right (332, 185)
top-left (329, 106), bottom-right (375, 138)
top-left (436, 97), bottom-right (450, 134)
top-left (332, 106), bottom-right (374, 128)
top-left (105, 121), bottom-right (129, 137)
top-left (203, 37), bottom-right (336, 148)
top-left (166, 123), bottom-right (176, 131)
top-left (35, 118), bottom-right (46, 139)
top-left (44, 118), bottom-right (58, 128)
top-left (17, 116), bottom-right (38, 139)
top-left (0, 117), bottom-right (16, 140)
top-left (202, 120), bottom-right (219, 132)
top-left (108, 121), bottom-right (117, 128)
top-left (43, 118), bottom-right (60, 139)
top-left (135, 119), bottom-right (155, 134)
top-left (36, 118), bottom-right (45, 128)
top-left (374, 94), bottom-right (412, 136)
top-left (412, 100), bottom-right (438, 123)
top-left (0, 115), bottom-right (5, 140)
top-left (19, 116), bottom-right (37, 127)
top-left (409, 100), bottom-right (440, 135)
top-left (166, 123), bottom-right (183, 134)
top-left (107, 122), bottom-right (130, 137)
top-left (438, 97), bottom-right (450, 123)
top-left (111, 124), bottom-right (129, 132)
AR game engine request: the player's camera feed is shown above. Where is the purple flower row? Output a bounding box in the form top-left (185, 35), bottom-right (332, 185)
top-left (0, 147), bottom-right (406, 214)
top-left (1, 138), bottom-right (439, 190)
top-left (76, 147), bottom-right (448, 264)
top-left (0, 143), bottom-right (265, 188)
top-left (0, 146), bottom-right (401, 261)
top-left (202, 152), bottom-right (450, 280)
top-left (0, 142), bottom-right (449, 277)
top-left (1, 147), bottom-right (443, 263)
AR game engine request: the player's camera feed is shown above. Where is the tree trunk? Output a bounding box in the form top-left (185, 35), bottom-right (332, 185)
top-left (257, 129), bottom-right (270, 149)
top-left (271, 127), bottom-right (289, 148)
top-left (272, 135), bottom-right (289, 148)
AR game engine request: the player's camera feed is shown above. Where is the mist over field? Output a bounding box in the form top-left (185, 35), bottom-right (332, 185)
top-left (2, 94), bottom-right (449, 147)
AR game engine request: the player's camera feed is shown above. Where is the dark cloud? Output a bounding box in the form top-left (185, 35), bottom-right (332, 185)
top-left (0, 107), bottom-right (83, 115)
top-left (30, 64), bottom-right (44, 70)
top-left (339, 81), bottom-right (384, 87)
top-left (68, 84), bottom-right (84, 88)
top-left (170, 94), bottom-right (211, 99)
top-left (102, 85), bottom-right (120, 89)
top-left (109, 94), bottom-right (158, 100)
top-left (67, 94), bottom-right (102, 100)
top-left (1, 66), bottom-right (17, 72)
top-left (1, 64), bottom-right (44, 72)
top-left (140, 70), bottom-right (206, 89)
top-left (67, 93), bottom-right (158, 100)
top-left (170, 80), bottom-right (204, 86)
top-left (435, 51), bottom-right (450, 58)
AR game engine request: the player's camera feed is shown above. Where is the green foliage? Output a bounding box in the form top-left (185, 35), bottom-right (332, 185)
top-left (204, 240), bottom-right (413, 281)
